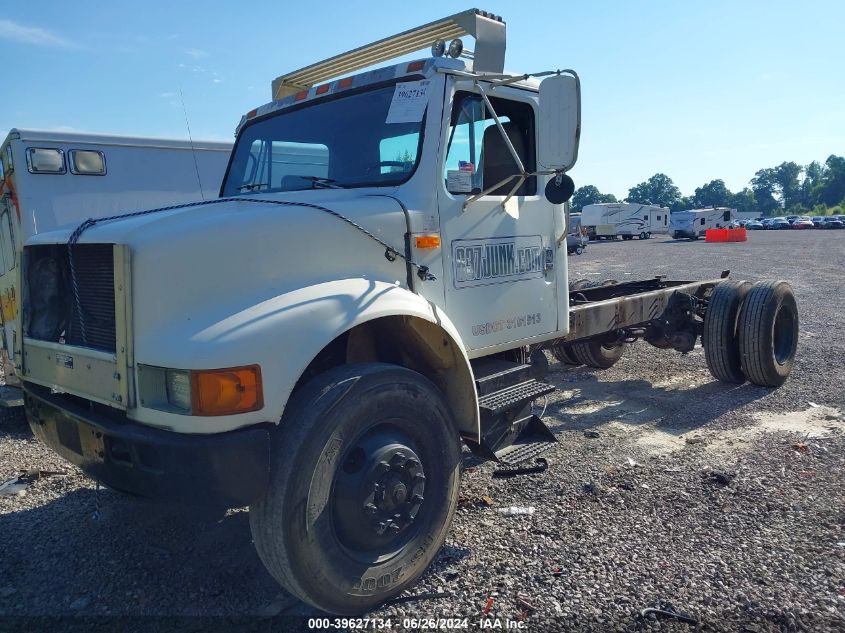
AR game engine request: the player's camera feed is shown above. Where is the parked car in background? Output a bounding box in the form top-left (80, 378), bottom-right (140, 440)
top-left (823, 217), bottom-right (845, 229)
top-left (786, 215), bottom-right (800, 225)
top-left (772, 218), bottom-right (791, 230)
top-left (761, 218), bottom-right (774, 229)
top-left (746, 220), bottom-right (764, 230)
top-left (811, 216), bottom-right (826, 228)
top-left (792, 218), bottom-right (814, 230)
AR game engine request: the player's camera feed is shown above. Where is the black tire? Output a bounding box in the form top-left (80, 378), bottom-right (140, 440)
top-left (575, 245), bottom-right (583, 255)
top-left (703, 280), bottom-right (751, 383)
top-left (551, 340), bottom-right (582, 366)
top-left (570, 278), bottom-right (591, 291)
top-left (646, 232), bottom-right (651, 239)
top-left (250, 363), bottom-right (461, 614)
top-left (738, 281), bottom-right (799, 387)
top-left (639, 232), bottom-right (647, 240)
top-left (600, 279), bottom-right (618, 286)
top-left (570, 340), bottom-right (624, 369)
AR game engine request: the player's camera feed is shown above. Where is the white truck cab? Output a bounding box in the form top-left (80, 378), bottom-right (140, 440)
top-left (19, 9), bottom-right (797, 614)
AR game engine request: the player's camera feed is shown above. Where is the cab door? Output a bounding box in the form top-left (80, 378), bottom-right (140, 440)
top-left (436, 80), bottom-right (560, 354)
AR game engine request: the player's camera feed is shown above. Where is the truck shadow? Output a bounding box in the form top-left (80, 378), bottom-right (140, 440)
top-left (0, 485), bottom-right (470, 620)
top-left (0, 406), bottom-right (30, 440)
top-left (543, 368), bottom-right (769, 437)
top-left (0, 489), bottom-right (282, 617)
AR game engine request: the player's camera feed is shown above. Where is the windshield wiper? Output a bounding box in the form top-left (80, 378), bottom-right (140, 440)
top-left (301, 176), bottom-right (342, 189)
top-left (238, 183), bottom-right (269, 191)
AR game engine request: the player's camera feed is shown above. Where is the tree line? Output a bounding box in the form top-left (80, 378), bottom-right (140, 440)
top-left (572, 154), bottom-right (845, 217)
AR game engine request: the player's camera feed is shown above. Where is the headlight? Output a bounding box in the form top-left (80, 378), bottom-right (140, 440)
top-left (139, 364), bottom-right (263, 416)
top-left (165, 369), bottom-right (192, 411)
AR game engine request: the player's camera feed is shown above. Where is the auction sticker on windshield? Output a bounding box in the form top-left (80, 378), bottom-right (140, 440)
top-left (386, 80), bottom-right (431, 124)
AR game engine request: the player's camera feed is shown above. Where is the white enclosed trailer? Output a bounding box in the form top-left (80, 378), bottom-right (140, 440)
top-left (670, 207), bottom-right (734, 239)
top-left (18, 10), bottom-right (797, 614)
top-left (581, 202), bottom-right (670, 240)
top-left (0, 129), bottom-right (232, 393)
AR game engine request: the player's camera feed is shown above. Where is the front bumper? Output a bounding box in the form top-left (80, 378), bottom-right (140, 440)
top-left (24, 384), bottom-right (271, 507)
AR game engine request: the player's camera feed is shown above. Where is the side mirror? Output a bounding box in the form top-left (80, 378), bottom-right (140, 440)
top-left (538, 73), bottom-right (580, 172)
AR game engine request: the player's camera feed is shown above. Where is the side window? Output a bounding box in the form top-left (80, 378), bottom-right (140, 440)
top-left (0, 208), bottom-right (15, 275)
top-left (700, 218), bottom-right (706, 226)
top-left (723, 210), bottom-right (731, 222)
top-left (643, 215), bottom-right (648, 221)
top-left (444, 91), bottom-right (536, 196)
top-left (69, 150), bottom-right (106, 175)
top-left (656, 214), bottom-right (661, 221)
top-left (26, 148), bottom-right (65, 174)
top-left (379, 133), bottom-right (419, 174)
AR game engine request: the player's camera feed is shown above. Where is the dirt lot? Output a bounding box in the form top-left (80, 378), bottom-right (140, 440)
top-left (1, 229), bottom-right (844, 632)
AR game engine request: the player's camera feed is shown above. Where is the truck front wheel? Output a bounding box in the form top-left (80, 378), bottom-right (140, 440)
top-left (250, 363), bottom-right (461, 614)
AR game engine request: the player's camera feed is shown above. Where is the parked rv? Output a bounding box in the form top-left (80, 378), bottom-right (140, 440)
top-left (581, 203), bottom-right (670, 240)
top-left (0, 129), bottom-right (232, 395)
top-left (670, 207), bottom-right (734, 240)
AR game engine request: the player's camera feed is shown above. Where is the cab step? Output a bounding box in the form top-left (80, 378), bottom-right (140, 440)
top-left (466, 359), bottom-right (558, 463)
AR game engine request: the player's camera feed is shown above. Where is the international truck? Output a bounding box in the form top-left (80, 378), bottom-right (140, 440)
top-left (19, 10), bottom-right (799, 615)
top-left (0, 129), bottom-right (232, 402)
top-left (581, 202), bottom-right (670, 240)
top-left (670, 207), bottom-right (735, 239)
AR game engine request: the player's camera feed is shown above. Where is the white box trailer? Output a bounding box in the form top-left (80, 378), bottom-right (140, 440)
top-left (670, 207), bottom-right (734, 239)
top-left (0, 129), bottom-right (232, 392)
top-left (581, 202), bottom-right (670, 240)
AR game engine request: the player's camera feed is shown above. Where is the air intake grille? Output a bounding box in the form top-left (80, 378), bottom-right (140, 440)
top-left (65, 244), bottom-right (116, 352)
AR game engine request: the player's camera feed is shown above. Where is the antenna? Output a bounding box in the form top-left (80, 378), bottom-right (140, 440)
top-left (179, 87), bottom-right (205, 201)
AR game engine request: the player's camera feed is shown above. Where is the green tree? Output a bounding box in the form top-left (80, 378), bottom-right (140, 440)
top-left (774, 161), bottom-right (803, 209)
top-left (692, 179), bottom-right (732, 208)
top-left (627, 173), bottom-right (682, 209)
top-left (751, 168), bottom-right (779, 216)
top-left (672, 196), bottom-right (691, 212)
top-left (815, 155), bottom-right (845, 206)
top-left (571, 185), bottom-right (617, 212)
top-left (730, 188), bottom-right (757, 216)
top-left (801, 160), bottom-right (824, 207)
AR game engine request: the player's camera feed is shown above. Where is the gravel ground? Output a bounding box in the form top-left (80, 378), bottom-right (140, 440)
top-left (1, 229), bottom-right (844, 632)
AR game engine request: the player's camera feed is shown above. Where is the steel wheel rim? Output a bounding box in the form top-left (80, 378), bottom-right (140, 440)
top-left (331, 421), bottom-right (427, 564)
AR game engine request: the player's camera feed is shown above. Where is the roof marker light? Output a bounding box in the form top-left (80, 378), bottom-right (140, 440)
top-left (338, 77), bottom-right (354, 89)
top-left (295, 90), bottom-right (308, 101)
top-left (246, 108), bottom-right (258, 119)
top-left (407, 60), bottom-right (425, 72)
top-left (315, 84), bottom-right (330, 95)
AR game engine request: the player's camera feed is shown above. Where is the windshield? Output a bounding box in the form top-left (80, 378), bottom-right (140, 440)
top-left (222, 82), bottom-right (426, 195)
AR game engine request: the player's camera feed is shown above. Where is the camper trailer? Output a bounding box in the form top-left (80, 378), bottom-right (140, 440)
top-left (581, 203), bottom-right (670, 240)
top-left (0, 129), bottom-right (232, 396)
top-left (670, 207), bottom-right (735, 239)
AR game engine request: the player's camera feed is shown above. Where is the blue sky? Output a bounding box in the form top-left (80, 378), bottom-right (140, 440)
top-left (2, 0), bottom-right (843, 199)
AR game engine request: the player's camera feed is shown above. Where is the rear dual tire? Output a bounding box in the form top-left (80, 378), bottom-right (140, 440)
top-left (738, 281), bottom-right (798, 387)
top-left (704, 280), bottom-right (798, 387)
top-left (703, 281), bottom-right (751, 383)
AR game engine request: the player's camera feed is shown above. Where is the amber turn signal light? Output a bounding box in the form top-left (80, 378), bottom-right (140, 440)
top-left (191, 365), bottom-right (263, 416)
top-left (415, 235), bottom-right (441, 249)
